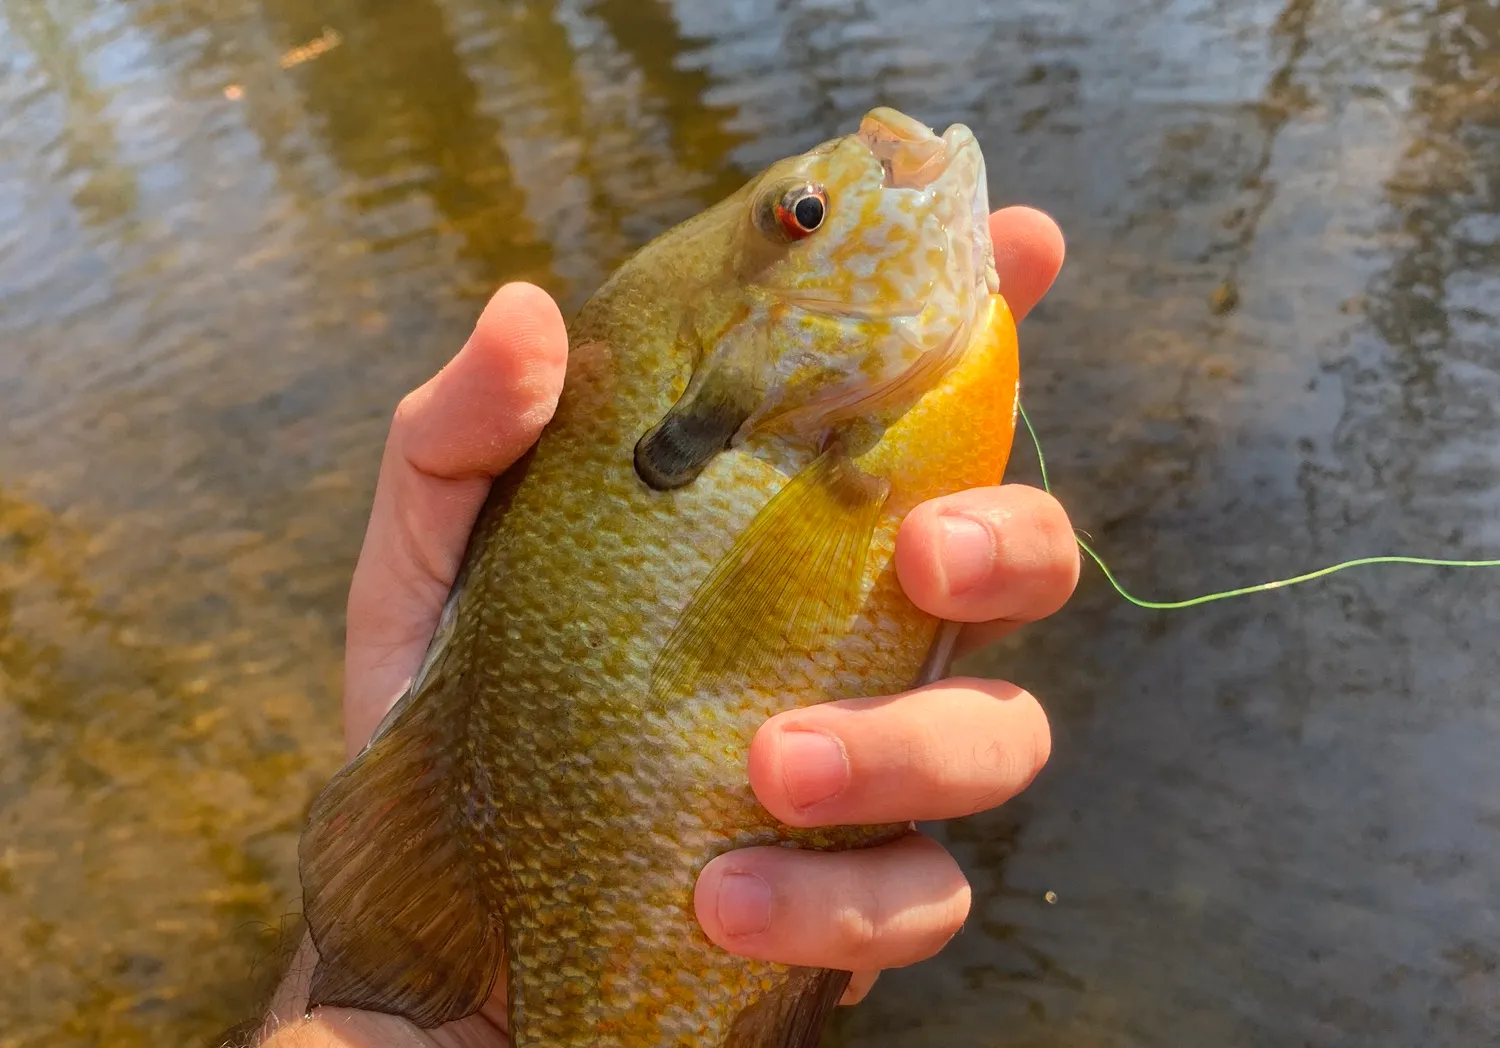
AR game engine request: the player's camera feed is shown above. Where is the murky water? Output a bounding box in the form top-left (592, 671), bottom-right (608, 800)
top-left (1, 0), bottom-right (1497, 1044)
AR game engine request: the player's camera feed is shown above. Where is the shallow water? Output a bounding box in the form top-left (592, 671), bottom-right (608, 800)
top-left (1, 0), bottom-right (1497, 1044)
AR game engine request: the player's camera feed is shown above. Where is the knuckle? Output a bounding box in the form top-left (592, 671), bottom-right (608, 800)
top-left (391, 388), bottom-right (425, 433)
top-left (968, 744), bottom-right (1023, 810)
top-left (941, 680), bottom-right (1052, 812)
top-left (980, 733), bottom-right (1033, 796)
top-left (829, 885), bottom-right (883, 958)
top-left (902, 718), bottom-right (950, 794)
top-left (394, 498), bottom-right (457, 591)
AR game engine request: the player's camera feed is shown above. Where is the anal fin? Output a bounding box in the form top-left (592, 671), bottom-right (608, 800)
top-left (298, 648), bottom-right (500, 1028)
top-left (652, 446), bottom-right (889, 699)
top-left (725, 967), bottom-right (852, 1048)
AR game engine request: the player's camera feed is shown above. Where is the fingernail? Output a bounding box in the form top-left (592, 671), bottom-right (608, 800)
top-left (939, 512), bottom-right (996, 596)
top-left (716, 872), bottom-right (772, 937)
top-left (779, 729), bottom-right (849, 811)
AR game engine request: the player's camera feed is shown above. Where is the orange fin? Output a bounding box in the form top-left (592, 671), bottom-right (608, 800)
top-left (652, 447), bottom-right (889, 699)
top-left (725, 967), bottom-right (852, 1047)
top-left (298, 591), bottom-right (501, 1029)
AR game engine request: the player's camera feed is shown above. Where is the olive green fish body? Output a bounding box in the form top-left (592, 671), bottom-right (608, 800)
top-left (298, 108), bottom-right (1020, 1047)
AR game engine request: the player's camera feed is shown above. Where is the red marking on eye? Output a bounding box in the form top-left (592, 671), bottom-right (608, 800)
top-left (776, 203), bottom-right (815, 241)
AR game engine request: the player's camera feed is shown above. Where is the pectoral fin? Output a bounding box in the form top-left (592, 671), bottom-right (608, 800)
top-left (652, 446), bottom-right (889, 699)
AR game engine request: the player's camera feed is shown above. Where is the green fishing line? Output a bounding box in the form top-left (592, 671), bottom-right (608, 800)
top-left (1016, 401), bottom-right (1500, 611)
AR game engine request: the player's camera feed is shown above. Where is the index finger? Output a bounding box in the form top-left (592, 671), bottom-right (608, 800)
top-left (989, 206), bottom-right (1065, 321)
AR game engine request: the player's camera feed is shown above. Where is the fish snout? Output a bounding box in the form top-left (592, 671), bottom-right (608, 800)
top-left (856, 108), bottom-right (983, 193)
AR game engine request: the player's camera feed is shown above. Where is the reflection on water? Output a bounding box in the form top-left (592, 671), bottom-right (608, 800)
top-left (0, 0), bottom-right (1496, 1044)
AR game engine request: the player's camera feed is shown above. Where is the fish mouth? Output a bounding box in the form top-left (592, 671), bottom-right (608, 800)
top-left (779, 112), bottom-right (996, 322)
top-left (856, 107), bottom-right (978, 191)
top-left (855, 107), bottom-right (999, 296)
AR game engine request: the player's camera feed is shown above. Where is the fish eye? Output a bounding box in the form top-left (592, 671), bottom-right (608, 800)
top-left (774, 184), bottom-right (828, 240)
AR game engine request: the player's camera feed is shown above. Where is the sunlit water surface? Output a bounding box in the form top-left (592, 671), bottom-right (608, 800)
top-left (1, 0), bottom-right (1497, 1044)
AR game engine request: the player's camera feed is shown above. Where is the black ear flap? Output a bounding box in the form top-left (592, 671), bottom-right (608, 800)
top-left (634, 370), bottom-right (757, 490)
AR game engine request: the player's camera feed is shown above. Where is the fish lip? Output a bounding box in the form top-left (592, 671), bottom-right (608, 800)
top-left (856, 109), bottom-right (981, 191)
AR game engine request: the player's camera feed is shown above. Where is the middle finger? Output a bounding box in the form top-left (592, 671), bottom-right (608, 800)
top-left (747, 677), bottom-right (1052, 828)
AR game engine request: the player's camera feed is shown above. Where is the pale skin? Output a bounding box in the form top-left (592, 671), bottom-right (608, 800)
top-left (255, 207), bottom-right (1079, 1047)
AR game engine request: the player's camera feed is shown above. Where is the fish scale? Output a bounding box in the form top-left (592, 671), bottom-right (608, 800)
top-left (296, 108), bottom-right (1020, 1046)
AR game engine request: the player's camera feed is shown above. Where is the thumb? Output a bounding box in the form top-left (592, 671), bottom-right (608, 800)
top-left (342, 282), bottom-right (567, 753)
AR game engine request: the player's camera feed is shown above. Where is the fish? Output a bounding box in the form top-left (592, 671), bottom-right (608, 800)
top-left (297, 106), bottom-right (1022, 1047)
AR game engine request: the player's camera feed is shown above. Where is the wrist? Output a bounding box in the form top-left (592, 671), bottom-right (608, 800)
top-left (254, 1019), bottom-right (355, 1048)
top-left (235, 935), bottom-right (428, 1048)
top-left (252, 1007), bottom-right (423, 1048)
top-left (228, 933), bottom-right (323, 1047)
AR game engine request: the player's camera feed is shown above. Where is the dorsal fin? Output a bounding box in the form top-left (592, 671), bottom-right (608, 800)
top-left (298, 634), bottom-right (503, 1028)
top-left (651, 446), bottom-right (889, 700)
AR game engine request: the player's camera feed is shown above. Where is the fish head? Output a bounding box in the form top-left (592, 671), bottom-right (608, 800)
top-left (636, 107), bottom-right (1000, 490)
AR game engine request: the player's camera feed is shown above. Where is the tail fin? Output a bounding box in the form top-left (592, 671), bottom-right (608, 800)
top-left (298, 644), bottom-right (501, 1028)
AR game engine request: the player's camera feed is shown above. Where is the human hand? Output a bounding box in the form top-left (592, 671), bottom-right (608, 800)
top-left (256, 207), bottom-right (1075, 1047)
